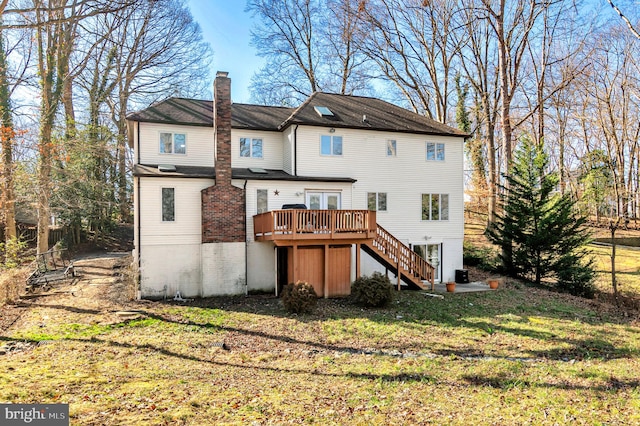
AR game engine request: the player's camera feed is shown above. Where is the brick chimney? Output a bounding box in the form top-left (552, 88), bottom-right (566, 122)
top-left (201, 71), bottom-right (246, 243)
top-left (214, 71), bottom-right (232, 185)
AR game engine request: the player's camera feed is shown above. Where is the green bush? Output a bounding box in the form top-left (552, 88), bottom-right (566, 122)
top-left (463, 241), bottom-right (500, 272)
top-left (556, 255), bottom-right (596, 298)
top-left (282, 280), bottom-right (317, 314)
top-left (0, 237), bottom-right (28, 269)
top-left (351, 272), bottom-right (393, 307)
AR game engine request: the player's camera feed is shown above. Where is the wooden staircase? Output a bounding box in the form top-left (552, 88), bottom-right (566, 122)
top-left (362, 224), bottom-right (435, 291)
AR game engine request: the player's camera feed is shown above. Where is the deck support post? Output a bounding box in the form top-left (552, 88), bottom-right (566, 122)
top-left (324, 244), bottom-right (329, 298)
top-left (292, 243), bottom-right (298, 284)
top-left (355, 243), bottom-right (361, 279)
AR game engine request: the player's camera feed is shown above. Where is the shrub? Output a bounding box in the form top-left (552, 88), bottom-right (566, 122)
top-left (351, 272), bottom-right (393, 307)
top-left (282, 280), bottom-right (317, 314)
top-left (0, 237), bottom-right (28, 269)
top-left (463, 241), bottom-right (500, 272)
top-left (556, 255), bottom-right (596, 298)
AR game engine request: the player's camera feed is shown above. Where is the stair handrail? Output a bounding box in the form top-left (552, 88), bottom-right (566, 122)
top-left (373, 224), bottom-right (434, 285)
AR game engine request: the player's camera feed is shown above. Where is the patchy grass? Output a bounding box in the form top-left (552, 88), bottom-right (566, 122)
top-left (1, 286), bottom-right (639, 425)
top-left (589, 244), bottom-right (640, 296)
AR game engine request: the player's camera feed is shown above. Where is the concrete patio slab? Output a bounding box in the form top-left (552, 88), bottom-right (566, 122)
top-left (432, 281), bottom-right (496, 294)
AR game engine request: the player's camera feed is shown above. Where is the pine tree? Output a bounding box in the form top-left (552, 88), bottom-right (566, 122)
top-left (486, 137), bottom-right (595, 296)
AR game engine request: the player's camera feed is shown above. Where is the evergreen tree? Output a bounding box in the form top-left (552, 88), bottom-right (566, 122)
top-left (486, 137), bottom-right (595, 296)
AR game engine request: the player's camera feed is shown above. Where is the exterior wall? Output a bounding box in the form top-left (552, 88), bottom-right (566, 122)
top-left (247, 242), bottom-right (275, 292)
top-left (201, 242), bottom-right (246, 296)
top-left (293, 126), bottom-right (465, 282)
top-left (138, 122), bottom-right (214, 167)
top-left (134, 103), bottom-right (466, 295)
top-left (137, 176), bottom-right (212, 298)
top-left (141, 244), bottom-right (202, 298)
top-left (231, 129), bottom-right (284, 170)
top-left (282, 127), bottom-right (294, 175)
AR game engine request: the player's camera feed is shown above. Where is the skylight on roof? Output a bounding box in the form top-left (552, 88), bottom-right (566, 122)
top-left (249, 167), bottom-right (268, 174)
top-left (314, 106), bottom-right (334, 117)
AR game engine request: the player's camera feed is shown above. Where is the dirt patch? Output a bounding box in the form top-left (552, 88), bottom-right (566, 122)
top-left (0, 253), bottom-right (136, 335)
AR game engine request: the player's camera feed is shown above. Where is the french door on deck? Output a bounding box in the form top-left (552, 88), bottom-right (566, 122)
top-left (306, 192), bottom-right (341, 210)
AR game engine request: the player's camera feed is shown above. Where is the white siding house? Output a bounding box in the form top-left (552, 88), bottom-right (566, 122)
top-left (128, 72), bottom-right (467, 299)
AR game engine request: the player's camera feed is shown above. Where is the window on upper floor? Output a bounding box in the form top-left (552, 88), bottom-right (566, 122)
top-left (257, 189), bottom-right (268, 214)
top-left (387, 140), bottom-right (397, 156)
top-left (321, 135), bottom-right (343, 156)
top-left (421, 193), bottom-right (449, 220)
top-left (240, 138), bottom-right (263, 158)
top-left (367, 192), bottom-right (387, 212)
top-left (162, 187), bottom-right (175, 222)
top-left (160, 132), bottom-right (186, 154)
top-left (426, 142), bottom-right (445, 161)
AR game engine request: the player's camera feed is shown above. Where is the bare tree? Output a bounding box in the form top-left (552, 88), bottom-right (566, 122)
top-left (456, 0), bottom-right (500, 222)
top-left (32, 0), bottom-right (79, 253)
top-left (0, 22), bottom-right (16, 246)
top-left (248, 0), bottom-right (371, 105)
top-left (356, 0), bottom-right (463, 121)
top-left (606, 0), bottom-right (640, 40)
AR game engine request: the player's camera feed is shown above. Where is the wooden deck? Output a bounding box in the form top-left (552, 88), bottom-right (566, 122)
top-left (253, 209), bottom-right (435, 294)
top-left (253, 209), bottom-right (377, 245)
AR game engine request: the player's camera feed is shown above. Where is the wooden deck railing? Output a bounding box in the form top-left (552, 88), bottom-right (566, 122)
top-left (253, 209), bottom-right (434, 290)
top-left (372, 224), bottom-right (434, 289)
top-left (254, 209), bottom-right (377, 241)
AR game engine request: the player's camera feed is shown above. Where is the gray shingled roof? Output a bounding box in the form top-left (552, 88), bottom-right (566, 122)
top-left (126, 98), bottom-right (293, 131)
top-left (127, 98), bottom-right (213, 127)
top-left (127, 93), bottom-right (466, 137)
top-left (279, 92), bottom-right (466, 136)
top-left (133, 164), bottom-right (356, 183)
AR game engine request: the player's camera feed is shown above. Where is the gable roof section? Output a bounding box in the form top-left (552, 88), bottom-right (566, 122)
top-left (126, 98), bottom-right (294, 131)
top-left (279, 92), bottom-right (466, 137)
top-left (127, 98), bottom-right (213, 126)
top-left (127, 93), bottom-right (466, 137)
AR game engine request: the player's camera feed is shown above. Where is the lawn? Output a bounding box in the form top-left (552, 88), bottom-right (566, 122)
top-left (1, 279), bottom-right (638, 425)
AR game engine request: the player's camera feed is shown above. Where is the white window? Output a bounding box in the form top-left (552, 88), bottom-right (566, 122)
top-left (320, 135), bottom-right (343, 156)
top-left (421, 193), bottom-right (449, 220)
top-left (387, 140), bottom-right (397, 156)
top-left (257, 189), bottom-right (268, 214)
top-left (240, 138), bottom-right (263, 158)
top-left (367, 192), bottom-right (387, 212)
top-left (162, 188), bottom-right (175, 222)
top-left (426, 142), bottom-right (444, 161)
top-left (160, 132), bottom-right (186, 154)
